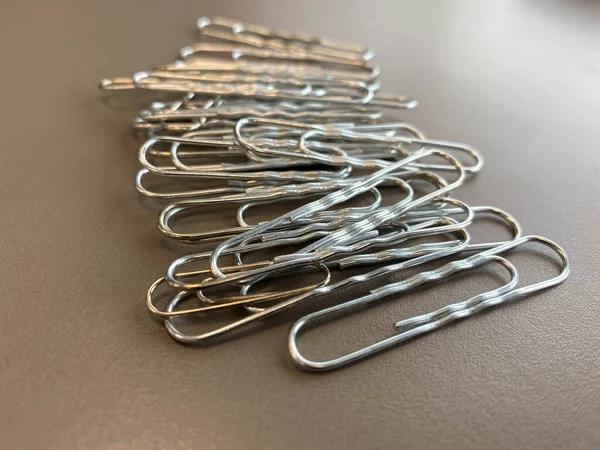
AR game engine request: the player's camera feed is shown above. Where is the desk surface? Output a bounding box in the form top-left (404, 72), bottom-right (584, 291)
top-left (1, 1), bottom-right (599, 448)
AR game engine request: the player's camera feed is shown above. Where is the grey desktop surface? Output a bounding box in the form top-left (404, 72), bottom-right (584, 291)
top-left (1, 1), bottom-right (599, 449)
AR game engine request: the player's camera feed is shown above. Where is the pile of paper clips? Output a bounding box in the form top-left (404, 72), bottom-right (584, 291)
top-left (100, 17), bottom-right (570, 371)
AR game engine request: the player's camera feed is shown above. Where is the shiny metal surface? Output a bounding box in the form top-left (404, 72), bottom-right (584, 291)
top-left (1, 0), bottom-right (598, 448)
